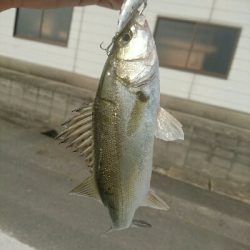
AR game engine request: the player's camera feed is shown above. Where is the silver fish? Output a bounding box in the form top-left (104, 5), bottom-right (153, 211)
top-left (57, 13), bottom-right (183, 231)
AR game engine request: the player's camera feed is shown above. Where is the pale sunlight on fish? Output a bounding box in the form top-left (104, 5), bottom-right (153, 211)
top-left (57, 0), bottom-right (184, 231)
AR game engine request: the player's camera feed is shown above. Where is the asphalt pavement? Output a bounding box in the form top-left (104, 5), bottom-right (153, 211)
top-left (0, 118), bottom-right (250, 250)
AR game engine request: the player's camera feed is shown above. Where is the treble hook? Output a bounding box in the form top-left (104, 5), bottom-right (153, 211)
top-left (100, 40), bottom-right (114, 56)
top-left (99, 33), bottom-right (119, 56)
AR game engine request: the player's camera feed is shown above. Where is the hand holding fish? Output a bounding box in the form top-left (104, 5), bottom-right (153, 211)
top-left (0, 0), bottom-right (123, 11)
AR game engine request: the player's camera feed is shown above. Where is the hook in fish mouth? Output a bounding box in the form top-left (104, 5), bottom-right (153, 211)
top-left (100, 38), bottom-right (114, 56)
top-left (100, 32), bottom-right (120, 55)
top-left (100, 41), bottom-right (113, 55)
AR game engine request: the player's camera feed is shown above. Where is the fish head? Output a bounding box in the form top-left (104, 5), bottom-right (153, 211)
top-left (112, 13), bottom-right (158, 86)
top-left (116, 13), bottom-right (151, 60)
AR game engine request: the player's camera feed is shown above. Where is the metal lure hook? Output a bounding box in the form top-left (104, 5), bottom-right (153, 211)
top-left (99, 32), bottom-right (119, 56)
top-left (100, 39), bottom-right (114, 56)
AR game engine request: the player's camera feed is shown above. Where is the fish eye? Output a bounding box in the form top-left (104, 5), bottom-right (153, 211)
top-left (121, 30), bottom-right (133, 43)
top-left (122, 33), bottom-right (131, 42)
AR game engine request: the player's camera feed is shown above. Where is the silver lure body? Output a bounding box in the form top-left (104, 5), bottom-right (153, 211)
top-left (93, 13), bottom-right (159, 230)
top-left (117, 0), bottom-right (147, 33)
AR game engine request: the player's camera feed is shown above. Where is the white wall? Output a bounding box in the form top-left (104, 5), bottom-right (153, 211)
top-left (192, 0), bottom-right (250, 113)
top-left (0, 8), bottom-right (83, 70)
top-left (0, 0), bottom-right (249, 113)
top-left (73, 7), bottom-right (118, 77)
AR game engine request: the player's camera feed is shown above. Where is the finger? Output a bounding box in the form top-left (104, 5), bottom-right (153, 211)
top-left (96, 0), bottom-right (123, 10)
top-left (16, 0), bottom-right (81, 9)
top-left (109, 0), bottom-right (123, 10)
top-left (2, 0), bottom-right (123, 10)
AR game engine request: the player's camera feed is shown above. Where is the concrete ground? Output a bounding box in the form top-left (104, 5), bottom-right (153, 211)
top-left (0, 118), bottom-right (250, 250)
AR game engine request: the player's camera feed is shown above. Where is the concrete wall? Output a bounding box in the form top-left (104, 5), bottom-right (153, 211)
top-left (0, 66), bottom-right (249, 204)
top-left (0, 0), bottom-right (250, 113)
top-left (0, 67), bottom-right (94, 127)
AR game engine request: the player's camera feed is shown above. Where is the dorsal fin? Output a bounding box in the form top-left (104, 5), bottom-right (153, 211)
top-left (155, 107), bottom-right (184, 141)
top-left (57, 103), bottom-right (95, 169)
top-left (142, 190), bottom-right (169, 210)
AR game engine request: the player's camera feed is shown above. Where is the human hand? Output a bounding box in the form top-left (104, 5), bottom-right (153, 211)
top-left (85, 0), bottom-right (123, 10)
top-left (0, 0), bottom-right (123, 11)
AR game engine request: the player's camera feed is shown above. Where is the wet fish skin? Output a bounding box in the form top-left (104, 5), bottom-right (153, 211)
top-left (57, 8), bottom-right (183, 231)
top-left (93, 13), bottom-right (160, 230)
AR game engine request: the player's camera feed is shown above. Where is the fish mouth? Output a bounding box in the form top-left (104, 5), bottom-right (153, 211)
top-left (117, 0), bottom-right (147, 34)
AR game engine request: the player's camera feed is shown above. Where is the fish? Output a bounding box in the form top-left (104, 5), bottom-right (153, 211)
top-left (57, 11), bottom-right (184, 231)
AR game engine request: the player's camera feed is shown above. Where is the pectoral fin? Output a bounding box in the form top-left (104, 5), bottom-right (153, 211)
top-left (70, 176), bottom-right (100, 201)
top-left (142, 190), bottom-right (169, 210)
top-left (155, 107), bottom-right (184, 141)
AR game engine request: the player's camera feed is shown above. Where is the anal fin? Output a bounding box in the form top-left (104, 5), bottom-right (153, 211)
top-left (70, 175), bottom-right (100, 201)
top-left (142, 190), bottom-right (169, 210)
